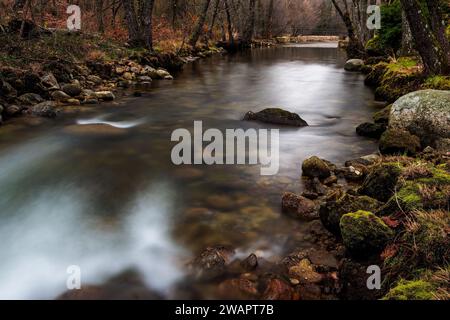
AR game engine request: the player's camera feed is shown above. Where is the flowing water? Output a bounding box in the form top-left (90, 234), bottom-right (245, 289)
top-left (0, 43), bottom-right (380, 299)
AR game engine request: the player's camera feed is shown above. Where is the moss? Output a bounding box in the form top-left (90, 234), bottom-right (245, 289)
top-left (383, 279), bottom-right (436, 300)
top-left (365, 36), bottom-right (385, 56)
top-left (302, 156), bottom-right (331, 179)
top-left (379, 129), bottom-right (421, 155)
top-left (397, 182), bottom-right (423, 210)
top-left (340, 210), bottom-right (394, 257)
top-left (373, 104), bottom-right (392, 124)
top-left (359, 162), bottom-right (403, 202)
top-left (417, 168), bottom-right (450, 185)
top-left (423, 76), bottom-right (450, 91)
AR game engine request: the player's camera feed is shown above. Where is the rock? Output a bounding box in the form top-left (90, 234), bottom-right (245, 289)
top-left (62, 83), bottom-right (82, 97)
top-left (389, 89), bottom-right (450, 150)
top-left (345, 154), bottom-right (381, 167)
top-left (340, 210), bottom-right (394, 257)
top-left (30, 101), bottom-right (57, 118)
top-left (281, 192), bottom-right (318, 220)
top-left (164, 75), bottom-right (174, 80)
top-left (82, 98), bottom-right (99, 105)
top-left (205, 194), bottom-right (234, 211)
top-left (192, 246), bottom-right (235, 280)
top-left (323, 175), bottom-right (338, 186)
top-left (138, 76), bottom-right (152, 82)
top-left (373, 104), bottom-right (392, 124)
top-left (218, 278), bottom-right (258, 299)
top-left (122, 72), bottom-right (134, 80)
top-left (344, 59), bottom-right (364, 72)
top-left (115, 66), bottom-right (126, 75)
top-left (87, 75), bottom-right (102, 85)
top-left (379, 129), bottom-right (421, 155)
top-left (243, 108), bottom-right (308, 127)
top-left (358, 163), bottom-right (403, 202)
top-left (23, 73), bottom-right (46, 95)
top-left (142, 65), bottom-right (158, 78)
top-left (319, 193), bottom-right (382, 235)
top-left (156, 69), bottom-right (172, 79)
top-left (5, 104), bottom-right (22, 117)
top-left (356, 122), bottom-right (386, 139)
top-left (261, 278), bottom-right (294, 300)
top-left (302, 156), bottom-right (332, 179)
top-left (41, 73), bottom-right (60, 90)
top-left (95, 91), bottom-right (115, 101)
top-left (241, 254), bottom-right (258, 271)
top-left (0, 79), bottom-right (17, 98)
top-left (18, 93), bottom-right (44, 105)
top-left (51, 90), bottom-right (71, 102)
top-left (303, 177), bottom-right (328, 196)
top-left (341, 165), bottom-right (366, 182)
top-left (288, 259), bottom-right (323, 284)
top-left (66, 98), bottom-right (81, 105)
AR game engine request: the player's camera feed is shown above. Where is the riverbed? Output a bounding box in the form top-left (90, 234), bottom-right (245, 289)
top-left (0, 43), bottom-right (379, 299)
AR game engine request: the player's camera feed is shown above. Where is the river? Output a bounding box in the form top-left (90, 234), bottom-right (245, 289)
top-left (0, 43), bottom-right (379, 299)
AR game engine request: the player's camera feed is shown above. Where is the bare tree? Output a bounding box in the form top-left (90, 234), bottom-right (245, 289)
top-left (122, 0), bottom-right (155, 50)
top-left (189, 0), bottom-right (212, 48)
top-left (243, 0), bottom-right (256, 45)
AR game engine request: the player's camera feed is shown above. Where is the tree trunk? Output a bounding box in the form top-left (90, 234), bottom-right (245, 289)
top-left (208, 0), bottom-right (221, 40)
top-left (224, 0), bottom-right (234, 46)
top-left (243, 0), bottom-right (256, 45)
top-left (96, 0), bottom-right (105, 33)
top-left (400, 0), bottom-right (449, 75)
top-left (400, 11), bottom-right (414, 56)
top-left (141, 0), bottom-right (155, 51)
top-left (426, 0), bottom-right (450, 66)
top-left (265, 0), bottom-right (274, 39)
top-left (122, 0), bottom-right (155, 51)
top-left (122, 0), bottom-right (141, 45)
top-left (189, 0), bottom-right (212, 48)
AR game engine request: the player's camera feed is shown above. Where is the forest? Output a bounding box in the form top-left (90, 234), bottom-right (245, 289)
top-left (0, 0), bottom-right (448, 303)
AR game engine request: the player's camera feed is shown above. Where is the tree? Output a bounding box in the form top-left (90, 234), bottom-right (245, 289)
top-left (242, 0), bottom-right (256, 45)
top-left (400, 0), bottom-right (449, 75)
top-left (122, 0), bottom-right (155, 50)
top-left (265, 0), bottom-right (274, 38)
top-left (189, 0), bottom-right (212, 48)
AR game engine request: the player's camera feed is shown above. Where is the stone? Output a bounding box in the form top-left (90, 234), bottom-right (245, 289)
top-left (62, 83), bottom-right (82, 97)
top-left (51, 90), bottom-right (71, 102)
top-left (41, 72), bottom-right (60, 90)
top-left (95, 91), bottom-right (115, 101)
top-left (5, 104), bottom-right (22, 117)
top-left (18, 93), bottom-right (44, 105)
top-left (379, 129), bottom-right (421, 155)
top-left (358, 163), bottom-right (403, 202)
top-left (261, 278), bottom-right (293, 300)
top-left (281, 192), bottom-right (318, 220)
top-left (87, 75), bottom-right (102, 85)
top-left (389, 90), bottom-right (450, 151)
top-left (288, 259), bottom-right (323, 284)
top-left (244, 108), bottom-right (308, 127)
top-left (30, 101), bottom-right (57, 118)
top-left (340, 210), bottom-right (394, 257)
top-left (138, 76), bottom-right (152, 82)
top-left (123, 72), bottom-right (134, 80)
top-left (344, 59), bottom-right (364, 72)
top-left (302, 156), bottom-right (332, 179)
top-left (241, 254), bottom-right (258, 271)
top-left (356, 122), bottom-right (386, 139)
top-left (156, 69), bottom-right (172, 79)
top-left (192, 246), bottom-right (235, 280)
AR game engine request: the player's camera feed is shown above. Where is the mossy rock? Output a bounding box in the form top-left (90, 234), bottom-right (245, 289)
top-left (359, 163), bottom-right (403, 202)
top-left (373, 104), bottom-right (392, 124)
top-left (319, 193), bottom-right (382, 235)
top-left (302, 156), bottom-right (331, 179)
top-left (364, 62), bottom-right (388, 87)
top-left (383, 279), bottom-right (436, 300)
top-left (365, 36), bottom-right (385, 57)
top-left (423, 76), bottom-right (450, 91)
top-left (340, 211), bottom-right (394, 257)
top-left (379, 129), bottom-right (421, 155)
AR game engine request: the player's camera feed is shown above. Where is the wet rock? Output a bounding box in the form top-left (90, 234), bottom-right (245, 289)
top-left (30, 101), bottom-right (57, 118)
top-left (319, 193), bottom-right (382, 235)
top-left (5, 104), bottom-right (23, 117)
top-left (302, 156), bottom-right (332, 179)
top-left (358, 163), bottom-right (403, 202)
top-left (62, 83), bottom-right (82, 97)
top-left (192, 246), bottom-right (235, 280)
top-left (241, 253), bottom-right (258, 271)
top-left (41, 72), bottom-right (60, 90)
top-left (340, 210), bottom-right (394, 257)
top-left (307, 250), bottom-right (339, 270)
top-left (379, 129), bottom-right (421, 155)
top-left (344, 59), bottom-right (364, 72)
top-left (288, 259), bottom-right (323, 284)
top-left (0, 79), bottom-right (17, 98)
top-left (341, 165), bottom-right (366, 182)
top-left (95, 91), bottom-right (115, 101)
top-left (261, 277), bottom-right (294, 300)
top-left (66, 98), bottom-right (81, 105)
top-left (18, 93), bottom-right (44, 105)
top-left (244, 108), bottom-right (308, 127)
top-left (323, 175), bottom-right (338, 186)
top-left (156, 69), bottom-right (172, 79)
top-left (389, 89), bottom-right (450, 151)
top-left (123, 72), bottom-right (134, 80)
top-left (87, 75), bottom-right (102, 85)
top-left (345, 154), bottom-right (381, 167)
top-left (373, 104), bottom-right (392, 124)
top-left (51, 90), bottom-right (71, 102)
top-left (218, 278), bottom-right (259, 299)
top-left (356, 122), bottom-right (386, 139)
top-left (138, 76), bottom-right (152, 82)
top-left (281, 192), bottom-right (318, 220)
top-left (82, 98), bottom-right (99, 105)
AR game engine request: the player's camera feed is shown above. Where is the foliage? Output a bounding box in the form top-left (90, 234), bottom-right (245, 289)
top-left (378, 0), bottom-right (402, 53)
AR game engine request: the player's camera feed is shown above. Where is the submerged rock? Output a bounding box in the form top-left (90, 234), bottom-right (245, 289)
top-left (243, 108), bottom-right (308, 127)
top-left (340, 210), bottom-right (394, 257)
top-left (344, 59), bottom-right (364, 72)
top-left (191, 246), bottom-right (235, 280)
top-left (389, 89), bottom-right (450, 151)
top-left (281, 192), bottom-right (318, 220)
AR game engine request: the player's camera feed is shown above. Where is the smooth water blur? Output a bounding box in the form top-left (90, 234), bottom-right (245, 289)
top-left (0, 44), bottom-right (379, 299)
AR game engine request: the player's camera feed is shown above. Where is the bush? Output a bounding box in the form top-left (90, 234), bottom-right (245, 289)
top-left (378, 0), bottom-right (402, 53)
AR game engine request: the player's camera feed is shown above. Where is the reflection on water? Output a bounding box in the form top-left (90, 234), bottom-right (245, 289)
top-left (0, 44), bottom-right (378, 299)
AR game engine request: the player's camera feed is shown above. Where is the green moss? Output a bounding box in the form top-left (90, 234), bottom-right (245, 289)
top-left (418, 168), bottom-right (450, 185)
top-left (397, 182), bottom-right (423, 210)
top-left (373, 104), bottom-right (392, 124)
top-left (386, 57), bottom-right (419, 73)
top-left (359, 162), bottom-right (403, 202)
top-left (379, 129), bottom-right (421, 155)
top-left (423, 76), bottom-right (450, 90)
top-left (383, 279), bottom-right (436, 300)
top-left (340, 210), bottom-right (394, 257)
top-left (365, 36), bottom-right (385, 56)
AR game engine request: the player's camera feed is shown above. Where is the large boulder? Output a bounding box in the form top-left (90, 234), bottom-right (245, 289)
top-left (340, 210), bottom-right (394, 257)
top-left (319, 193), bottom-right (382, 235)
top-left (389, 90), bottom-right (450, 151)
top-left (302, 156), bottom-right (332, 179)
top-left (344, 59), bottom-right (364, 72)
top-left (244, 108), bottom-right (308, 127)
top-left (358, 163), bottom-right (403, 202)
